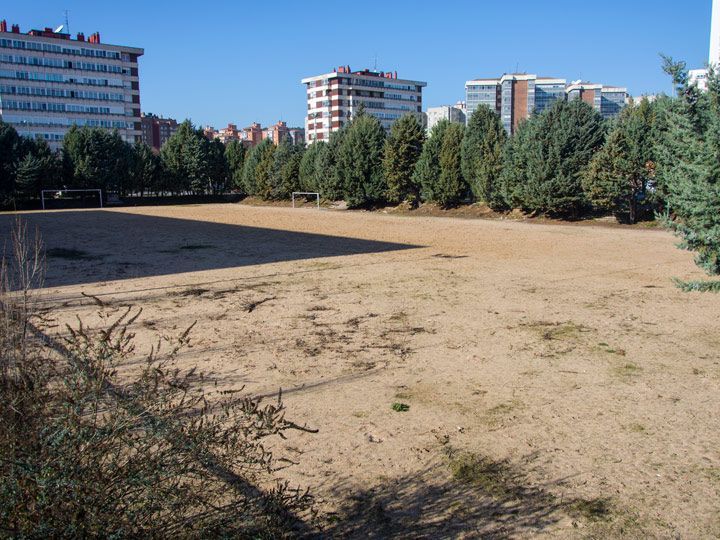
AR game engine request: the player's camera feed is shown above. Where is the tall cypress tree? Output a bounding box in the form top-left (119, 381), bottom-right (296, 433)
top-left (243, 138), bottom-right (276, 198)
top-left (436, 122), bottom-right (467, 208)
top-left (413, 120), bottom-right (450, 203)
top-left (268, 138), bottom-right (303, 199)
top-left (225, 140), bottom-right (245, 191)
top-left (461, 106), bottom-right (507, 207)
top-left (299, 142), bottom-right (323, 193)
top-left (582, 99), bottom-right (656, 223)
top-left (383, 114), bottom-right (425, 205)
top-left (338, 113), bottom-right (386, 208)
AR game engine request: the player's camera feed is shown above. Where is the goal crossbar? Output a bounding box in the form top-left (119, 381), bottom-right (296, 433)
top-left (41, 189), bottom-right (103, 210)
top-left (291, 192), bottom-right (320, 209)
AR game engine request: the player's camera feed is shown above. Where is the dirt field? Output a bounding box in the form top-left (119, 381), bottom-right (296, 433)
top-left (4, 204), bottom-right (720, 538)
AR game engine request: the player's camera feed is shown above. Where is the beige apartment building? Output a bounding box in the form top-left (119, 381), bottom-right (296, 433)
top-left (0, 20), bottom-right (143, 148)
top-left (301, 65), bottom-right (426, 144)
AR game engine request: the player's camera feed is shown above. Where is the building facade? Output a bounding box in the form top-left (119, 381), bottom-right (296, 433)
top-left (302, 65), bottom-right (426, 144)
top-left (466, 73), bottom-right (627, 134)
top-left (0, 20), bottom-right (143, 148)
top-left (689, 68), bottom-right (709, 91)
top-left (425, 102), bottom-right (466, 132)
top-left (140, 113), bottom-right (177, 151)
top-left (711, 0), bottom-right (720, 67)
top-left (566, 82), bottom-right (628, 119)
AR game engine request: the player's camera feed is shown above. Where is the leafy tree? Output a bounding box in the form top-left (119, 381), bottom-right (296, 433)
top-left (461, 106), bottom-right (506, 207)
top-left (225, 140), bottom-right (246, 191)
top-left (338, 114), bottom-right (386, 207)
top-left (383, 114), bottom-right (425, 204)
top-left (655, 60), bottom-right (720, 291)
top-left (501, 99), bottom-right (605, 217)
top-left (582, 99), bottom-right (656, 222)
top-left (413, 120), bottom-right (450, 203)
top-left (435, 122), bottom-right (467, 207)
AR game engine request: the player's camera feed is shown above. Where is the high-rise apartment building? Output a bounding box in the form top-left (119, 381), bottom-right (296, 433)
top-left (301, 65), bottom-right (426, 144)
top-left (141, 113), bottom-right (177, 151)
top-left (0, 20), bottom-right (143, 148)
top-left (711, 0), bottom-right (720, 67)
top-left (426, 103), bottom-right (466, 132)
top-left (566, 82), bottom-right (628, 119)
top-left (466, 73), bottom-right (627, 134)
top-left (466, 74), bottom-right (566, 134)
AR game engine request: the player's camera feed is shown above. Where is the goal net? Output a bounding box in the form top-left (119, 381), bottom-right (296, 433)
top-left (291, 192), bottom-right (320, 209)
top-left (41, 189), bottom-right (103, 210)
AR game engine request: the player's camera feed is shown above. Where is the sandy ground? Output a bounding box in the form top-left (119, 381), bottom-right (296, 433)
top-left (3, 204), bottom-right (719, 538)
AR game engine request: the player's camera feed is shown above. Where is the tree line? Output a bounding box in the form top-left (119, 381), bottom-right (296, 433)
top-left (0, 59), bottom-right (717, 287)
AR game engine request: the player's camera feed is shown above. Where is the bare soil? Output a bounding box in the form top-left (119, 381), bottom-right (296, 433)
top-left (5, 203), bottom-right (720, 538)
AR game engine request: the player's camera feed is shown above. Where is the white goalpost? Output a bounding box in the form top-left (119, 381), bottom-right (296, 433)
top-left (291, 192), bottom-right (320, 209)
top-left (41, 189), bottom-right (103, 210)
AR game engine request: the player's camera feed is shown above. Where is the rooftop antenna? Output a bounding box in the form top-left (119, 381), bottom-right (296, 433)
top-left (64, 10), bottom-right (70, 35)
top-left (373, 53), bottom-right (378, 71)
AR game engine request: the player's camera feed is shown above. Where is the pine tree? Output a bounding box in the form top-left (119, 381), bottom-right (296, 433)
top-left (316, 129), bottom-right (346, 200)
top-left (413, 120), bottom-right (449, 203)
top-left (268, 138), bottom-right (303, 199)
top-left (582, 99), bottom-right (656, 222)
top-left (243, 139), bottom-right (276, 198)
top-left (436, 122), bottom-right (467, 208)
top-left (225, 140), bottom-right (245, 191)
top-left (0, 122), bottom-right (22, 199)
top-left (383, 114), bottom-right (425, 205)
top-left (461, 106), bottom-right (506, 207)
top-left (338, 114), bottom-right (386, 208)
top-left (498, 116), bottom-right (534, 209)
top-left (299, 142), bottom-right (323, 193)
top-left (502, 100), bottom-right (604, 217)
top-left (655, 61), bottom-right (720, 290)
top-left (130, 142), bottom-right (161, 197)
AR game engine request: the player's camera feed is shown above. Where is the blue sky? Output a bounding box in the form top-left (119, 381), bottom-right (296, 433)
top-left (4, 1), bottom-right (713, 129)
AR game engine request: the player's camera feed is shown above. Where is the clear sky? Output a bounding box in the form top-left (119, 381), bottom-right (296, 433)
top-left (4, 1), bottom-right (714, 129)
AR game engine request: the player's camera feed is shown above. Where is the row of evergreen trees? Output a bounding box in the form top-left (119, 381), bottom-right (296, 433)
top-left (0, 99), bottom-right (661, 222)
top-left (0, 120), bottom-right (248, 203)
top-left (0, 59), bottom-right (717, 288)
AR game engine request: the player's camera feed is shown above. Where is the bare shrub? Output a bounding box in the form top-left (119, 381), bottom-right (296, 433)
top-left (0, 219), bottom-right (316, 538)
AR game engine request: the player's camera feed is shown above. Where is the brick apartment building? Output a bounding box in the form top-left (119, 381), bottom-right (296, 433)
top-left (140, 113), bottom-right (177, 151)
top-left (565, 81), bottom-right (629, 119)
top-left (301, 65), bottom-right (426, 144)
top-left (0, 19), bottom-right (143, 148)
top-left (465, 73), bottom-right (627, 134)
top-left (204, 121), bottom-right (304, 148)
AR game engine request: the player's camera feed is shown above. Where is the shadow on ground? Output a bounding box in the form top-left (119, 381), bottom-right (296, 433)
top-left (0, 210), bottom-right (422, 288)
top-left (320, 453), bottom-right (612, 539)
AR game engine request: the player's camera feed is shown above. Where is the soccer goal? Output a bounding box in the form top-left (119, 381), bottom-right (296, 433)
top-left (291, 192), bottom-right (320, 209)
top-left (41, 189), bottom-right (103, 210)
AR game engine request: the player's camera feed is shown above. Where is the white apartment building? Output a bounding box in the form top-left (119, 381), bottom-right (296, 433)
top-left (425, 103), bottom-right (466, 132)
top-left (711, 0), bottom-right (720, 67)
top-left (689, 68), bottom-right (709, 91)
top-left (301, 65), bottom-right (426, 144)
top-left (0, 20), bottom-right (143, 148)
